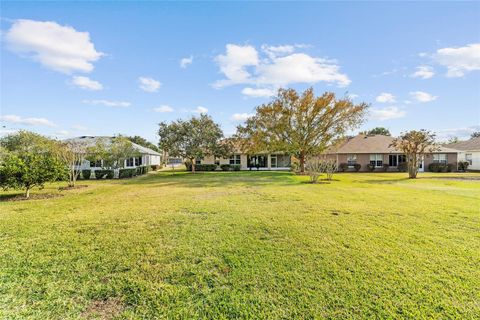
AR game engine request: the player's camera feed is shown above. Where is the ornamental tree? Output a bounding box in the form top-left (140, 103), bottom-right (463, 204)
top-left (0, 131), bottom-right (66, 198)
top-left (235, 88), bottom-right (368, 173)
top-left (390, 129), bottom-right (438, 179)
top-left (158, 114), bottom-right (228, 173)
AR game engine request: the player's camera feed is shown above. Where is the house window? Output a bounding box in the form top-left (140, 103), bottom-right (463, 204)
top-left (369, 154), bottom-right (383, 167)
top-left (136, 156), bottom-right (142, 166)
top-left (433, 154), bottom-right (447, 164)
top-left (195, 158), bottom-right (202, 165)
top-left (389, 155), bottom-right (397, 167)
top-left (466, 153), bottom-right (472, 165)
top-left (347, 154), bottom-right (357, 167)
top-left (271, 154), bottom-right (277, 168)
top-left (90, 160), bottom-right (102, 167)
top-left (229, 154), bottom-right (241, 165)
top-left (126, 158), bottom-right (135, 167)
top-left (398, 155), bottom-right (406, 164)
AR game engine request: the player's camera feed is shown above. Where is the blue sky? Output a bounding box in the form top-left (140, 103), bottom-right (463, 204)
top-left (1, 2), bottom-right (479, 143)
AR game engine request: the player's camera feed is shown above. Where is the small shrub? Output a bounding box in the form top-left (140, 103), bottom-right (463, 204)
top-left (366, 164), bottom-right (375, 171)
top-left (150, 165), bottom-right (160, 171)
top-left (231, 165), bottom-right (241, 171)
top-left (119, 168), bottom-right (136, 178)
top-left (353, 163), bottom-right (361, 172)
top-left (306, 158), bottom-right (322, 183)
top-left (458, 161), bottom-right (469, 172)
top-left (397, 162), bottom-right (408, 172)
top-left (338, 163), bottom-right (348, 172)
top-left (94, 169), bottom-right (114, 179)
top-left (196, 164), bottom-right (217, 171)
top-left (82, 169), bottom-right (92, 180)
top-left (220, 164), bottom-right (231, 171)
top-left (446, 164), bottom-right (454, 172)
top-left (428, 163), bottom-right (448, 172)
top-left (382, 164), bottom-right (390, 172)
top-left (136, 166), bottom-right (143, 175)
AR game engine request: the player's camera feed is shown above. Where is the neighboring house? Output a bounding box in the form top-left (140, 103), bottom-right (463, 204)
top-left (326, 134), bottom-right (459, 172)
top-left (446, 137), bottom-right (480, 170)
top-left (66, 136), bottom-right (161, 170)
top-left (198, 141), bottom-right (291, 170)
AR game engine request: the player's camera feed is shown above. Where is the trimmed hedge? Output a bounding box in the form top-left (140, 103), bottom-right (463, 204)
top-left (231, 165), bottom-right (241, 171)
top-left (458, 161), bottom-right (469, 172)
top-left (428, 163), bottom-right (454, 172)
top-left (150, 165), bottom-right (160, 171)
top-left (338, 163), bottom-right (348, 172)
top-left (95, 169), bottom-right (114, 179)
top-left (382, 164), bottom-right (390, 172)
top-left (220, 164), bottom-right (231, 171)
top-left (366, 164), bottom-right (375, 172)
top-left (82, 169), bottom-right (92, 179)
top-left (119, 168), bottom-right (136, 179)
top-left (353, 163), bottom-right (361, 172)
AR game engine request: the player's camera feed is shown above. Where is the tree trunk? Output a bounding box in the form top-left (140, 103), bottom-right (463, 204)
top-left (25, 187), bottom-right (30, 199)
top-left (299, 152), bottom-right (306, 174)
top-left (191, 160), bottom-right (196, 174)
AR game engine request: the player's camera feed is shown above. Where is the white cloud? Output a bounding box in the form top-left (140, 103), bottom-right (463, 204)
top-left (4, 19), bottom-right (103, 74)
top-left (180, 56), bottom-right (193, 68)
top-left (241, 87), bottom-right (275, 98)
top-left (82, 99), bottom-right (130, 107)
top-left (409, 91), bottom-right (437, 103)
top-left (369, 107), bottom-right (406, 121)
top-left (213, 43), bottom-right (351, 90)
top-left (375, 92), bottom-right (396, 103)
top-left (72, 76), bottom-right (103, 90)
top-left (434, 43), bottom-right (480, 77)
top-left (55, 130), bottom-right (70, 136)
top-left (411, 66), bottom-right (435, 79)
top-left (213, 44), bottom-right (259, 88)
top-left (194, 106), bottom-right (208, 114)
top-left (436, 125), bottom-right (480, 141)
top-left (231, 113), bottom-right (254, 121)
top-left (138, 77), bottom-right (161, 92)
top-left (71, 124), bottom-right (88, 131)
top-left (153, 105), bottom-right (174, 113)
top-left (0, 114), bottom-right (56, 127)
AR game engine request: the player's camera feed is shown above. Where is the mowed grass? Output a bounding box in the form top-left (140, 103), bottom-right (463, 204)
top-left (1, 171), bottom-right (479, 319)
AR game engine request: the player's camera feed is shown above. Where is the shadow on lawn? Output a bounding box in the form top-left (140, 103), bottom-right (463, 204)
top-left (117, 170), bottom-right (303, 188)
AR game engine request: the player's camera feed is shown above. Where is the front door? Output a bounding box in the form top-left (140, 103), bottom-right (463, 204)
top-left (418, 157), bottom-right (424, 172)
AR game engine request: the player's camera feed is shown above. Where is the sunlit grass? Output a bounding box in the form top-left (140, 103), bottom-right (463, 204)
top-left (1, 171), bottom-right (479, 319)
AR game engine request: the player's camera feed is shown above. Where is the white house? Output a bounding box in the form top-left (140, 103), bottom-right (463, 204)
top-left (447, 137), bottom-right (480, 170)
top-left (66, 136), bottom-right (161, 170)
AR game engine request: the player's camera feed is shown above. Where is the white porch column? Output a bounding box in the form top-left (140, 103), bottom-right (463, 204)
top-left (267, 154), bottom-right (271, 169)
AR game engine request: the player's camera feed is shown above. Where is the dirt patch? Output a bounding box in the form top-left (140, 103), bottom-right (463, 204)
top-left (81, 298), bottom-right (124, 320)
top-left (0, 193), bottom-right (64, 202)
top-left (58, 185), bottom-right (89, 191)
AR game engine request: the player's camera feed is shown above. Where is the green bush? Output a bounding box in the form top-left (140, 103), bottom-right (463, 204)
top-left (82, 170), bottom-right (92, 179)
top-left (366, 164), bottom-right (375, 171)
top-left (220, 164), bottom-right (231, 171)
top-left (136, 166), bottom-right (143, 175)
top-left (94, 170), bottom-right (113, 179)
top-left (231, 165), bottom-right (241, 171)
top-left (397, 162), bottom-right (408, 172)
top-left (119, 168), bottom-right (136, 178)
top-left (150, 165), bottom-right (160, 171)
top-left (338, 163), bottom-right (348, 172)
top-left (458, 161), bottom-right (469, 172)
top-left (194, 164), bottom-right (217, 171)
top-left (428, 163), bottom-right (448, 172)
top-left (446, 164), bottom-right (454, 172)
top-left (353, 163), bottom-right (361, 172)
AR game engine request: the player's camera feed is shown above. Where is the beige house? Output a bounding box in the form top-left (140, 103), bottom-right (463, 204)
top-left (446, 137), bottom-right (480, 170)
top-left (198, 153), bottom-right (291, 170)
top-left (327, 134), bottom-right (459, 172)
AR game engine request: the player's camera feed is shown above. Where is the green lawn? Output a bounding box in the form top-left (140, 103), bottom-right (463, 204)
top-left (1, 171), bottom-right (479, 319)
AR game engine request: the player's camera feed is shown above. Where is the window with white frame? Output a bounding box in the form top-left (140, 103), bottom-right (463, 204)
top-left (466, 153), bottom-right (472, 165)
top-left (271, 154), bottom-right (277, 168)
top-left (347, 154), bottom-right (357, 167)
top-left (229, 154), bottom-right (241, 165)
top-left (433, 154), bottom-right (447, 164)
top-left (126, 157), bottom-right (135, 167)
top-left (369, 154), bottom-right (383, 167)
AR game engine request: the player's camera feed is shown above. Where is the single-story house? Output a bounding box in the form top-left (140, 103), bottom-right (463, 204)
top-left (66, 136), bottom-right (161, 170)
top-left (326, 134), bottom-right (460, 172)
top-left (446, 137), bottom-right (480, 170)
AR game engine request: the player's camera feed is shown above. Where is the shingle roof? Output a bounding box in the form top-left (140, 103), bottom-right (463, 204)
top-left (445, 137), bottom-right (480, 151)
top-left (333, 134), bottom-right (460, 154)
top-left (65, 136), bottom-right (161, 156)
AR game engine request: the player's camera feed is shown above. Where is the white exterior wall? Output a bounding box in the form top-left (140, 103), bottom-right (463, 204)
top-left (458, 151), bottom-right (480, 170)
top-left (200, 153), bottom-right (290, 171)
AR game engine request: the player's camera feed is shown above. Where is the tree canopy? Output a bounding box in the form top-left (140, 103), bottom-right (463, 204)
top-left (361, 127), bottom-right (391, 136)
top-left (0, 131), bottom-right (66, 198)
top-left (390, 129), bottom-right (438, 179)
top-left (126, 135), bottom-right (159, 152)
top-left (235, 88), bottom-right (368, 172)
top-left (158, 114), bottom-right (229, 173)
top-left (86, 136), bottom-right (140, 169)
